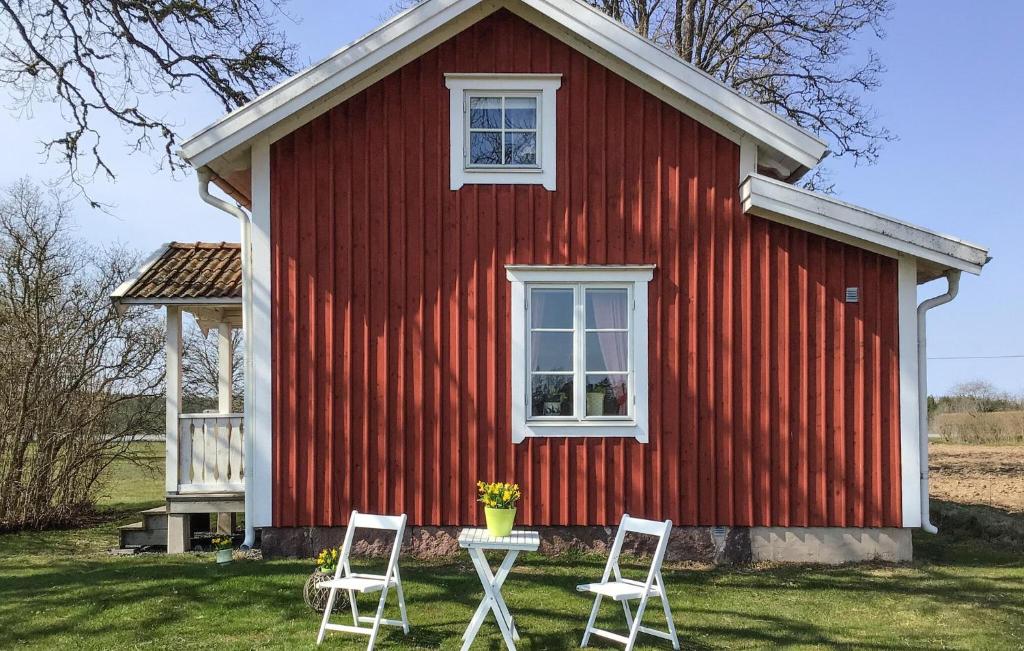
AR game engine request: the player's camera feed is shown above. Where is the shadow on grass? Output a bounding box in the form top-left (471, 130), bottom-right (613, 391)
top-left (1, 501), bottom-right (1023, 649)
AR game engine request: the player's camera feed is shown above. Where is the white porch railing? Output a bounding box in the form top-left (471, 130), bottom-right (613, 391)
top-left (176, 414), bottom-right (245, 493)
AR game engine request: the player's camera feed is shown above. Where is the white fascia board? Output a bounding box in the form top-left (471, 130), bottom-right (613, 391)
top-left (115, 298), bottom-right (243, 307)
top-left (181, 0), bottom-right (827, 174)
top-left (511, 0), bottom-right (826, 169)
top-left (897, 256), bottom-right (921, 527)
top-left (181, 0), bottom-right (496, 168)
top-left (740, 174), bottom-right (989, 276)
top-left (110, 243), bottom-right (170, 301)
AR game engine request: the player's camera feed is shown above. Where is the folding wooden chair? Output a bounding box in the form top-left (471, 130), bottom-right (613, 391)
top-left (577, 514), bottom-right (680, 651)
top-left (315, 511), bottom-right (410, 649)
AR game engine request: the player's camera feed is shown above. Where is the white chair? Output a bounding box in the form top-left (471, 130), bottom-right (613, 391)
top-left (577, 514), bottom-right (680, 651)
top-left (315, 511), bottom-right (410, 649)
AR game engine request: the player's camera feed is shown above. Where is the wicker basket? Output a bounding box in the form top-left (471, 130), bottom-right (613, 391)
top-left (303, 570), bottom-right (349, 614)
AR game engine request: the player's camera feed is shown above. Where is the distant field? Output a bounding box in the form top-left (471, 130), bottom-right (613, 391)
top-left (932, 410), bottom-right (1024, 444)
top-left (95, 443), bottom-right (164, 513)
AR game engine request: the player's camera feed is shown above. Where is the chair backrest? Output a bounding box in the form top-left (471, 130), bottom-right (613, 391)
top-left (601, 514), bottom-right (673, 587)
top-left (336, 510), bottom-right (408, 580)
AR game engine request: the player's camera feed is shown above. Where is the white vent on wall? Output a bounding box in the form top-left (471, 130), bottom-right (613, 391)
top-left (845, 287), bottom-right (860, 303)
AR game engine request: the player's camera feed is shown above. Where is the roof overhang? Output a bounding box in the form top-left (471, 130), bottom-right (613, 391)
top-left (111, 242), bottom-right (244, 311)
top-left (180, 0), bottom-right (827, 189)
top-left (740, 174), bottom-right (990, 282)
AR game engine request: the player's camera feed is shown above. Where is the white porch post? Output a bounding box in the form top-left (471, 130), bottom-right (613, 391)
top-left (216, 322), bottom-right (236, 535)
top-left (217, 322), bottom-right (233, 413)
top-left (165, 306), bottom-right (191, 553)
top-left (165, 306), bottom-right (182, 494)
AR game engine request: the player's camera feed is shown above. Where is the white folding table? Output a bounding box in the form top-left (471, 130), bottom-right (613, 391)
top-left (458, 528), bottom-right (540, 651)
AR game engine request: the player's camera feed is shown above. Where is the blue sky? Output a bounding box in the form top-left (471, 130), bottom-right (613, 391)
top-left (0, 0), bottom-right (1020, 395)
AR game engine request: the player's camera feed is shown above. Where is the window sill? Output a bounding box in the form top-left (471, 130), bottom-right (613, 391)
top-left (452, 167), bottom-right (554, 190)
top-left (514, 421), bottom-right (647, 443)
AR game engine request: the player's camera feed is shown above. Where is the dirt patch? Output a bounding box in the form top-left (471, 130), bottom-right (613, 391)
top-left (930, 444), bottom-right (1024, 513)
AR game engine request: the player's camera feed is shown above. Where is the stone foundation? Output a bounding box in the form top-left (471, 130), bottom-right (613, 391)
top-left (261, 525), bottom-right (751, 564)
top-left (749, 527), bottom-right (913, 564)
top-left (262, 525), bottom-right (912, 564)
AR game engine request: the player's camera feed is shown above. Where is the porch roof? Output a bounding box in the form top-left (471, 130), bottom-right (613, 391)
top-left (112, 242), bottom-right (242, 306)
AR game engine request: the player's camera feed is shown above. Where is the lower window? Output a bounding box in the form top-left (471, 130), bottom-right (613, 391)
top-left (507, 265), bottom-right (654, 442)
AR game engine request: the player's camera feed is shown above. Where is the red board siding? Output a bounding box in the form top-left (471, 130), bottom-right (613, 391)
top-left (269, 10), bottom-right (902, 529)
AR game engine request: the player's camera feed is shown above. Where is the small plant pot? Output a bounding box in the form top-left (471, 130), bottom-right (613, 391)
top-left (304, 571), bottom-right (349, 614)
top-left (587, 392), bottom-right (605, 415)
top-left (215, 549), bottom-right (233, 564)
top-left (484, 507), bottom-right (517, 538)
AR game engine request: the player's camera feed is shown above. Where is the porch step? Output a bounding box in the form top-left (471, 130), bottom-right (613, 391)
top-left (118, 505), bottom-right (170, 549)
top-left (141, 505), bottom-right (169, 531)
top-left (118, 520), bottom-right (167, 548)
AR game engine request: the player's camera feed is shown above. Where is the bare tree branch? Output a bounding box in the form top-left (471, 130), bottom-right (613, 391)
top-left (0, 1), bottom-right (296, 200)
top-left (589, 0), bottom-right (893, 165)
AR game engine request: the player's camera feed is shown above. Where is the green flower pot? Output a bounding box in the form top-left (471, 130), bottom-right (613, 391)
top-left (215, 549), bottom-right (233, 564)
top-left (484, 507), bottom-right (516, 538)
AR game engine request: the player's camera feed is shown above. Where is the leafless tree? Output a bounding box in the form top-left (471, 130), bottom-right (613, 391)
top-left (621, 0), bottom-right (894, 165)
top-left (0, 178), bottom-right (163, 531)
top-left (387, 0), bottom-right (891, 168)
top-left (0, 1), bottom-right (296, 198)
top-left (182, 318), bottom-right (244, 413)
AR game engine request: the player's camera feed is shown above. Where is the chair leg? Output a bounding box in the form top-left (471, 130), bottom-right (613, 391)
top-left (581, 594), bottom-right (603, 648)
top-left (316, 588), bottom-right (339, 645)
top-left (657, 578), bottom-right (680, 650)
top-left (365, 584), bottom-right (391, 651)
top-left (394, 568), bottom-right (410, 634)
top-left (624, 594), bottom-right (652, 651)
top-left (621, 598), bottom-right (634, 630)
top-left (349, 589), bottom-right (360, 626)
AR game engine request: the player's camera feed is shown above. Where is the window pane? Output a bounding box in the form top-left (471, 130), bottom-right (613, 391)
top-left (586, 374), bottom-right (629, 416)
top-left (586, 288), bottom-right (629, 329)
top-left (531, 332), bottom-right (573, 371)
top-left (469, 131), bottom-right (502, 165)
top-left (532, 375), bottom-right (574, 417)
top-left (530, 288), bottom-right (573, 329)
top-left (504, 97), bottom-right (537, 129)
top-left (469, 97), bottom-right (501, 128)
top-left (504, 132), bottom-right (537, 166)
top-left (586, 332), bottom-right (629, 372)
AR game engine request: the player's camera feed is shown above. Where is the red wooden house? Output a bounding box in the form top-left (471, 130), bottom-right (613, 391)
top-left (139, 0), bottom-right (990, 561)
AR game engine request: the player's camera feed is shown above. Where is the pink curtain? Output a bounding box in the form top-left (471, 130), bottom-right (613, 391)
top-left (589, 291), bottom-right (627, 372)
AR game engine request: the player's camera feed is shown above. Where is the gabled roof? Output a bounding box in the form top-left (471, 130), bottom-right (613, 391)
top-left (111, 242), bottom-right (242, 306)
top-left (180, 0), bottom-right (827, 179)
top-left (740, 174), bottom-right (990, 280)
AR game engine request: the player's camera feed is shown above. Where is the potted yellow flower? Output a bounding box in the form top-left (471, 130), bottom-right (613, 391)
top-left (212, 536), bottom-right (233, 564)
top-left (477, 481), bottom-right (522, 537)
top-left (304, 548), bottom-right (348, 613)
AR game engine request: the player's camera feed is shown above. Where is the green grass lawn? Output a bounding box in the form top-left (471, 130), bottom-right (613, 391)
top-left (1, 448), bottom-right (1022, 649)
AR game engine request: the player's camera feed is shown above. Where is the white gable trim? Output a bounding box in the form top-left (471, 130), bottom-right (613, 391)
top-left (110, 243), bottom-right (170, 301)
top-left (508, 0), bottom-right (825, 169)
top-left (740, 174), bottom-right (989, 275)
top-left (182, 0), bottom-right (497, 168)
top-left (181, 0), bottom-right (826, 173)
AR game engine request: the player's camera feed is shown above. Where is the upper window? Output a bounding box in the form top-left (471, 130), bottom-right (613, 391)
top-left (467, 94), bottom-right (539, 168)
top-left (507, 265), bottom-right (655, 443)
top-left (446, 74), bottom-right (561, 191)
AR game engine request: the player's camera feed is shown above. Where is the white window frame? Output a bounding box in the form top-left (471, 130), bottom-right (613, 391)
top-left (507, 265), bottom-right (655, 443)
top-left (446, 73), bottom-right (561, 191)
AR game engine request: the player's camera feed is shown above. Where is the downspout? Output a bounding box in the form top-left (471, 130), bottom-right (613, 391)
top-left (197, 168), bottom-right (257, 550)
top-left (917, 270), bottom-right (961, 534)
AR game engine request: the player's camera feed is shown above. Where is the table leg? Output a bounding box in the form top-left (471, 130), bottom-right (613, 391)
top-left (461, 548), bottom-right (521, 651)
